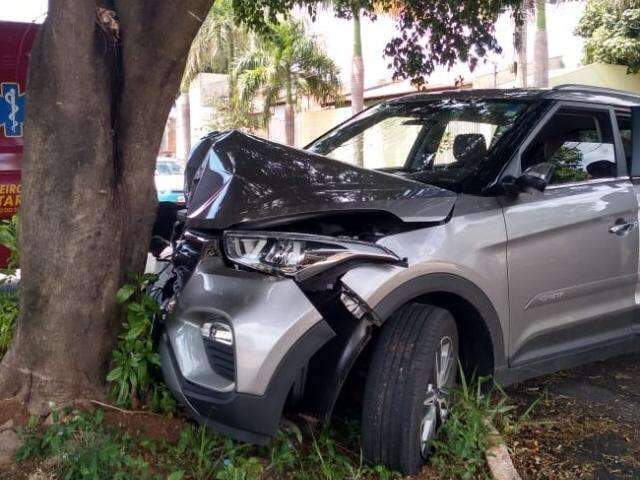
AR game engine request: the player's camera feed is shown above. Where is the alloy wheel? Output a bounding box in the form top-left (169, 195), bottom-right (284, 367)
top-left (420, 336), bottom-right (455, 458)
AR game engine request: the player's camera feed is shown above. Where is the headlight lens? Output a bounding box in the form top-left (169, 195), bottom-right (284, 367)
top-left (223, 231), bottom-right (403, 280)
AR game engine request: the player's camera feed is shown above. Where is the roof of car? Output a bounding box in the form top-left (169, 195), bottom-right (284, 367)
top-left (387, 84), bottom-right (640, 108)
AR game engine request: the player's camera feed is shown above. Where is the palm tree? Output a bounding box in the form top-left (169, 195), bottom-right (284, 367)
top-left (348, 2), bottom-right (403, 115)
top-left (176, 0), bottom-right (251, 159)
top-left (182, 0), bottom-right (250, 90)
top-left (514, 0), bottom-right (533, 87)
top-left (533, 0), bottom-right (549, 87)
top-left (234, 20), bottom-right (341, 146)
top-left (351, 7), bottom-right (365, 115)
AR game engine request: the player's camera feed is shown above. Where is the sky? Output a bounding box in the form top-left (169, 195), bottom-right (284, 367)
top-left (0, 0), bottom-right (47, 22)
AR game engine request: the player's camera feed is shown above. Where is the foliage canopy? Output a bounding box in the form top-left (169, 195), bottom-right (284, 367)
top-left (576, 0), bottom-right (640, 73)
top-left (231, 0), bottom-right (521, 86)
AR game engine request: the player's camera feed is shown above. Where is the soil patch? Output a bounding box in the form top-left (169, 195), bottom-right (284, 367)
top-left (506, 353), bottom-right (640, 480)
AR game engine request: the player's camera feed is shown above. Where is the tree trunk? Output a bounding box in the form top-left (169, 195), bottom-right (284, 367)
top-left (176, 93), bottom-right (192, 162)
top-left (0, 0), bottom-right (211, 412)
top-left (351, 10), bottom-right (365, 167)
top-left (284, 74), bottom-right (295, 146)
top-left (351, 11), bottom-right (364, 116)
top-left (533, 0), bottom-right (548, 88)
top-left (514, 0), bottom-right (528, 88)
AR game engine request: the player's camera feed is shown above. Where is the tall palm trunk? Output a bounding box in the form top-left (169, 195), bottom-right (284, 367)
top-left (284, 73), bottom-right (295, 146)
top-left (176, 92), bottom-right (191, 161)
top-left (514, 0), bottom-right (529, 88)
top-left (533, 0), bottom-right (548, 87)
top-left (351, 10), bottom-right (364, 115)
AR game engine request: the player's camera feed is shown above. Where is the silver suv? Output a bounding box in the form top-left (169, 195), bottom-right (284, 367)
top-left (155, 85), bottom-right (640, 474)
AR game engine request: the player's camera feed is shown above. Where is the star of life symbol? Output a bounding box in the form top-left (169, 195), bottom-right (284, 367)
top-left (0, 83), bottom-right (25, 138)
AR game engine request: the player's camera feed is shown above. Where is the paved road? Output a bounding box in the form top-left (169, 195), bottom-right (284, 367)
top-left (507, 353), bottom-right (640, 479)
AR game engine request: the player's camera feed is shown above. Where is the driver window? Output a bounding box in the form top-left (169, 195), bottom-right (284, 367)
top-left (521, 108), bottom-right (617, 185)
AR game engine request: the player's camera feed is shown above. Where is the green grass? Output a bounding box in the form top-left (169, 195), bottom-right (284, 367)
top-left (430, 371), bottom-right (524, 480)
top-left (14, 371), bottom-right (526, 480)
top-left (16, 409), bottom-right (399, 480)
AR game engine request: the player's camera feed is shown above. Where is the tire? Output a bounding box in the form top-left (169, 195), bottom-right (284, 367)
top-left (362, 303), bottom-right (458, 475)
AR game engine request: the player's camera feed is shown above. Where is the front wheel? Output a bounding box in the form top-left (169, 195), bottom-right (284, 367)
top-left (362, 303), bottom-right (458, 474)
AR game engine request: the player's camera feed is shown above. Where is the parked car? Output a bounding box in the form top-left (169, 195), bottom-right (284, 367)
top-left (153, 85), bottom-right (640, 474)
top-left (155, 157), bottom-right (185, 204)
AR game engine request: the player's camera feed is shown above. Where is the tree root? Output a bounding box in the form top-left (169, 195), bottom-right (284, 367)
top-left (89, 400), bottom-right (162, 417)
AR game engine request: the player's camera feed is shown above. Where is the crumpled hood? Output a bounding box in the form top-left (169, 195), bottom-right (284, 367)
top-left (185, 130), bottom-right (457, 230)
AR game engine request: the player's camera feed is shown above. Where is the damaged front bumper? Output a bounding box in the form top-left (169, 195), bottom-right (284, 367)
top-left (160, 260), bottom-right (335, 444)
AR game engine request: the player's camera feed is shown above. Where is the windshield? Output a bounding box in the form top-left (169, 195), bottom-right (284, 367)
top-left (156, 160), bottom-right (183, 175)
top-left (308, 98), bottom-right (531, 192)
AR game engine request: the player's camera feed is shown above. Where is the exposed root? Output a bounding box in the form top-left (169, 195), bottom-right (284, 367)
top-left (89, 400), bottom-right (162, 417)
top-left (0, 353), bottom-right (107, 417)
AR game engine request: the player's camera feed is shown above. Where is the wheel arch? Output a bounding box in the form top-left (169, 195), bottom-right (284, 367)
top-left (302, 273), bottom-right (506, 421)
top-left (372, 273), bottom-right (507, 375)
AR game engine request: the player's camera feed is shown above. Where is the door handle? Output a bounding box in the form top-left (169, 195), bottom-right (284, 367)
top-left (609, 219), bottom-right (638, 236)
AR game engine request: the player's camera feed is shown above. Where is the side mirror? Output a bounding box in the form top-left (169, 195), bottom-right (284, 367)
top-left (517, 162), bottom-right (554, 192)
top-left (502, 162), bottom-right (554, 195)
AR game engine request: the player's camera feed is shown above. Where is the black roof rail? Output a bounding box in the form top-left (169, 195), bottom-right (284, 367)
top-left (552, 84), bottom-right (640, 99)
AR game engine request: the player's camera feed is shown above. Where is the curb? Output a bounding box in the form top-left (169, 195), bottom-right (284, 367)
top-left (485, 422), bottom-right (522, 480)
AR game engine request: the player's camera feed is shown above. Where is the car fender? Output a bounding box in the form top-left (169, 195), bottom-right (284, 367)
top-left (342, 266), bottom-right (507, 369)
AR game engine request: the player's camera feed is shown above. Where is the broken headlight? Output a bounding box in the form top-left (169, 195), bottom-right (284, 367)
top-left (223, 230), bottom-right (404, 281)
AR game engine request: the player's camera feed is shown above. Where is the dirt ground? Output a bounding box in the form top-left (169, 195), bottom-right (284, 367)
top-left (506, 352), bottom-right (640, 480)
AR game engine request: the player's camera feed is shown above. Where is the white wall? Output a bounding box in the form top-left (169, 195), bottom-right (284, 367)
top-left (188, 73), bottom-right (230, 143)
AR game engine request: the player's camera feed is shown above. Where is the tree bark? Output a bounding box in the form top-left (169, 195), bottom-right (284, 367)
top-left (351, 11), bottom-right (364, 116)
top-left (0, 0), bottom-right (211, 412)
top-left (514, 0), bottom-right (528, 88)
top-left (533, 0), bottom-right (548, 88)
top-left (284, 73), bottom-right (295, 146)
top-left (351, 10), bottom-right (365, 167)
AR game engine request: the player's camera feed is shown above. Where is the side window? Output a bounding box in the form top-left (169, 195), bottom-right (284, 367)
top-left (522, 108), bottom-right (618, 185)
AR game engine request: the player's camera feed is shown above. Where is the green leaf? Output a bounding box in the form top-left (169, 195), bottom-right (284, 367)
top-left (125, 321), bottom-right (148, 341)
top-left (167, 471), bottom-right (184, 480)
top-left (116, 284), bottom-right (136, 304)
top-left (106, 367), bottom-right (122, 382)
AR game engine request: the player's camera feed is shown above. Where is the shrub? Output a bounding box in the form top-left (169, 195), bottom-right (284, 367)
top-left (0, 290), bottom-right (19, 356)
top-left (0, 214), bottom-right (20, 274)
top-left (0, 214), bottom-right (19, 357)
top-left (107, 273), bottom-right (175, 413)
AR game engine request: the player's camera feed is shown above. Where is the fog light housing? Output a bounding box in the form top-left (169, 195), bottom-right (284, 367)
top-left (200, 321), bottom-right (234, 346)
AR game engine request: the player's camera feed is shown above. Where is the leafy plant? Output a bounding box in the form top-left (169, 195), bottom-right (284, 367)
top-left (0, 290), bottom-right (19, 356)
top-left (0, 214), bottom-right (19, 274)
top-left (0, 214), bottom-right (20, 357)
top-left (430, 371), bottom-right (515, 480)
top-left (107, 273), bottom-right (175, 413)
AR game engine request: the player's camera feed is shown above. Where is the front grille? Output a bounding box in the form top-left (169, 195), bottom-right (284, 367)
top-left (203, 337), bottom-right (235, 381)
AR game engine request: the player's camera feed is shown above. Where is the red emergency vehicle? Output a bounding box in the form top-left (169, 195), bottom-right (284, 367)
top-left (0, 21), bottom-right (38, 265)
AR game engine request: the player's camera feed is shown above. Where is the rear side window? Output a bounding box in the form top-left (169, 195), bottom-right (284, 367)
top-left (522, 108), bottom-right (617, 185)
